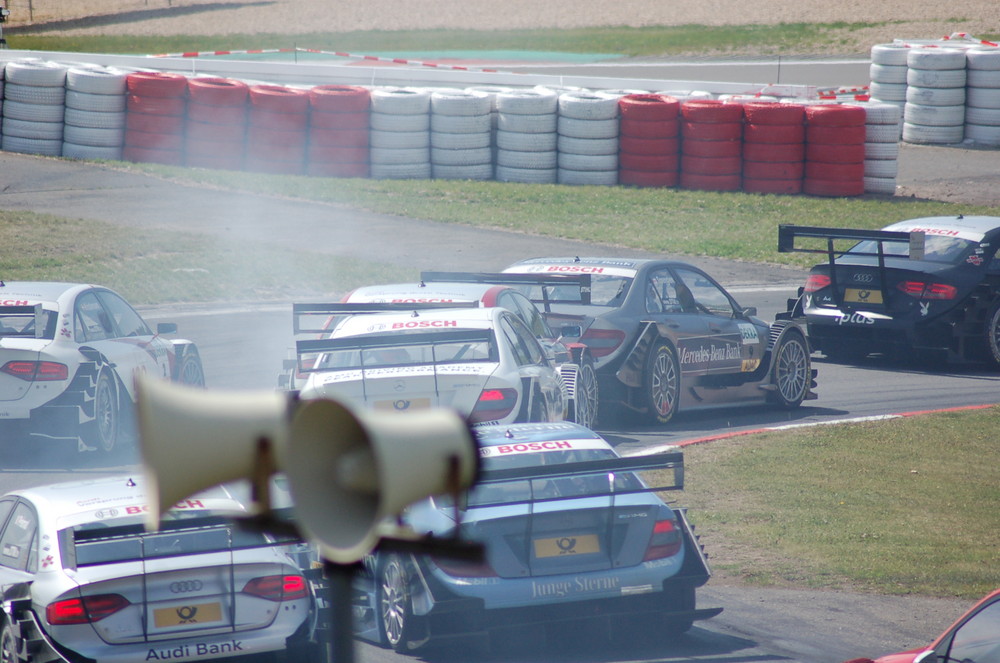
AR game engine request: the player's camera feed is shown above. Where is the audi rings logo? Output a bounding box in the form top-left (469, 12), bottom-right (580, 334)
top-left (853, 273), bottom-right (875, 283)
top-left (170, 580), bottom-right (204, 593)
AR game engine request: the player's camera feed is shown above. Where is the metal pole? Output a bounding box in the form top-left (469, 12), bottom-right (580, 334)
top-left (323, 560), bottom-right (357, 663)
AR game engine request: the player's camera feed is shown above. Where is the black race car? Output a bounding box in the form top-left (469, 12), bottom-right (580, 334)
top-left (777, 215), bottom-right (1000, 365)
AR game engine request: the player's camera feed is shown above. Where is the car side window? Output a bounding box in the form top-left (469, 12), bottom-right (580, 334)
top-left (674, 267), bottom-right (736, 318)
top-left (507, 315), bottom-right (545, 365)
top-left (508, 292), bottom-right (553, 338)
top-left (646, 269), bottom-right (686, 314)
top-left (75, 291), bottom-right (112, 341)
top-left (0, 499), bottom-right (15, 531)
top-left (0, 502), bottom-right (38, 572)
top-left (943, 599), bottom-right (1000, 663)
top-left (96, 291), bottom-right (151, 338)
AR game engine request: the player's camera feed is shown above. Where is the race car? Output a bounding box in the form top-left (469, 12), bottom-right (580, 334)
top-left (778, 216), bottom-right (1000, 365)
top-left (502, 257), bottom-right (816, 425)
top-left (327, 273), bottom-right (598, 427)
top-left (350, 421), bottom-right (721, 653)
top-left (0, 475), bottom-right (318, 663)
top-left (842, 587), bottom-right (999, 663)
top-left (0, 282), bottom-right (205, 458)
top-left (293, 306), bottom-right (568, 425)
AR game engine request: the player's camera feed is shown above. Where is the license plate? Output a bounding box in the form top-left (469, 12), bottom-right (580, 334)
top-left (844, 288), bottom-right (883, 304)
top-left (534, 534), bottom-right (600, 558)
top-left (153, 602), bottom-right (223, 628)
top-left (374, 398), bottom-right (430, 411)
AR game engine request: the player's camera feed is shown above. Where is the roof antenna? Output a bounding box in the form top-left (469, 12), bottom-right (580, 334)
top-left (504, 429), bottom-right (514, 438)
top-left (957, 214), bottom-right (964, 219)
top-left (573, 256), bottom-right (581, 262)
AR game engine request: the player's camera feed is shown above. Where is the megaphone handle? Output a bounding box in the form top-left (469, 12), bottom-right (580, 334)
top-left (323, 559), bottom-right (362, 663)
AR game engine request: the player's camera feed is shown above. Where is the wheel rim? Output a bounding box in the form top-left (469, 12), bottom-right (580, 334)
top-left (776, 338), bottom-right (808, 403)
top-left (1, 628), bottom-right (14, 663)
top-left (380, 561), bottom-right (407, 647)
top-left (990, 310), bottom-right (1000, 360)
top-left (179, 356), bottom-right (205, 386)
top-left (577, 363), bottom-right (599, 429)
top-left (95, 374), bottom-right (117, 452)
top-left (650, 348), bottom-right (678, 418)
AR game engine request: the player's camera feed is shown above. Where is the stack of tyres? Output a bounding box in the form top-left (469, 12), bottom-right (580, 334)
top-left (494, 88), bottom-right (559, 184)
top-left (62, 65), bottom-right (128, 161)
top-left (903, 47), bottom-right (967, 145)
top-left (185, 77), bottom-right (249, 171)
top-left (307, 85), bottom-right (371, 178)
top-left (2, 60), bottom-right (67, 157)
top-left (617, 94), bottom-right (680, 188)
top-left (861, 101), bottom-right (903, 195)
top-left (679, 99), bottom-right (743, 192)
top-left (464, 85), bottom-right (513, 164)
top-left (369, 87), bottom-right (432, 180)
top-left (803, 104), bottom-right (866, 197)
top-left (556, 91), bottom-right (620, 186)
top-left (245, 84), bottom-right (310, 175)
top-left (740, 101), bottom-right (805, 195)
top-left (124, 71), bottom-right (188, 165)
top-left (868, 43), bottom-right (910, 132)
top-left (430, 89), bottom-right (493, 181)
top-left (965, 47), bottom-right (1000, 146)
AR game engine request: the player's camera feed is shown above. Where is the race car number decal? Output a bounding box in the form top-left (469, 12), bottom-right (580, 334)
top-left (738, 323), bottom-right (759, 345)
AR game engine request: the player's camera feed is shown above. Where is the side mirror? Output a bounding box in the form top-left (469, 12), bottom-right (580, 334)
top-left (741, 306), bottom-right (757, 318)
top-left (157, 322), bottom-right (178, 334)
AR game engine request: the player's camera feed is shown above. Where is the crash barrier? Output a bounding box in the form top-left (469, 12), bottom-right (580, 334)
top-left (869, 34), bottom-right (1000, 147)
top-left (0, 58), bottom-right (899, 197)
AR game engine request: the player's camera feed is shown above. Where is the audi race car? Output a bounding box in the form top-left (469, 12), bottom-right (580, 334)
top-left (502, 257), bottom-right (816, 425)
top-left (351, 421), bottom-right (721, 653)
top-left (333, 273), bottom-right (599, 427)
top-left (0, 282), bottom-right (205, 459)
top-left (0, 475), bottom-right (317, 663)
top-left (293, 306), bottom-right (568, 425)
top-left (778, 216), bottom-right (1000, 366)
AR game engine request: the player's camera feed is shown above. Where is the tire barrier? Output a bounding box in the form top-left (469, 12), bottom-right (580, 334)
top-left (245, 84), bottom-right (310, 175)
top-left (495, 88), bottom-right (558, 184)
top-left (966, 47), bottom-right (1000, 146)
top-left (679, 100), bottom-right (743, 192)
top-left (124, 71), bottom-right (188, 165)
top-left (556, 91), bottom-right (620, 186)
top-left (430, 88), bottom-right (493, 180)
top-left (185, 77), bottom-right (249, 171)
top-left (369, 87), bottom-right (431, 180)
top-left (903, 48), bottom-right (967, 145)
top-left (862, 101), bottom-right (903, 194)
top-left (307, 85), bottom-right (371, 178)
top-left (741, 101), bottom-right (805, 195)
top-left (618, 94), bottom-right (680, 188)
top-left (62, 65), bottom-right (127, 160)
top-left (802, 104), bottom-right (866, 197)
top-left (2, 59), bottom-right (67, 156)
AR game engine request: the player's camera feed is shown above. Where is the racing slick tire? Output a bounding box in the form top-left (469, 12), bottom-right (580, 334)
top-left (174, 346), bottom-right (206, 386)
top-left (767, 331), bottom-right (811, 408)
top-left (377, 556), bottom-right (426, 653)
top-left (568, 357), bottom-right (599, 429)
top-left (1, 620), bottom-right (23, 663)
top-left (644, 340), bottom-right (680, 425)
top-left (83, 368), bottom-right (120, 454)
top-left (983, 302), bottom-right (1000, 368)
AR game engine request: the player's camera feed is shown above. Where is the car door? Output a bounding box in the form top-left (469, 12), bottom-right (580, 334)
top-left (642, 267), bottom-right (716, 376)
top-left (672, 266), bottom-right (766, 375)
top-left (498, 313), bottom-right (564, 421)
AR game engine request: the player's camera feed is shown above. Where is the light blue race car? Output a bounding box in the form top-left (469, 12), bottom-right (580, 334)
top-left (351, 421), bottom-right (721, 653)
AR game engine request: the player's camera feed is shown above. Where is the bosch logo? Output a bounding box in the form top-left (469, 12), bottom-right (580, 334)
top-left (852, 273), bottom-right (874, 283)
top-left (170, 580), bottom-right (204, 593)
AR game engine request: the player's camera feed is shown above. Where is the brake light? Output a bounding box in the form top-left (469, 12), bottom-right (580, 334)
top-left (242, 575), bottom-right (308, 601)
top-left (433, 557), bottom-right (498, 578)
top-left (896, 281), bottom-right (957, 300)
top-left (1, 360), bottom-right (69, 381)
top-left (578, 327), bottom-right (626, 358)
top-left (468, 387), bottom-right (518, 423)
top-left (803, 274), bottom-right (831, 293)
top-left (643, 519), bottom-right (683, 561)
top-left (46, 594), bottom-right (130, 625)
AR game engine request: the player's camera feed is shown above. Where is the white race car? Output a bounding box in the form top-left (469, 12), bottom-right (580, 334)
top-left (294, 306), bottom-right (568, 425)
top-left (0, 475), bottom-right (317, 663)
top-left (0, 282), bottom-right (205, 458)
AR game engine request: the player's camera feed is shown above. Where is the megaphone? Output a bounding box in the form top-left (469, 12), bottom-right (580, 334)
top-left (135, 375), bottom-right (479, 564)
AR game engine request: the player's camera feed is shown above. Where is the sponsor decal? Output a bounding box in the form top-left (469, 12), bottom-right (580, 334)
top-left (844, 288), bottom-right (882, 304)
top-left (679, 344), bottom-right (742, 365)
top-left (390, 320), bottom-right (459, 329)
top-left (738, 323), bottom-right (759, 345)
top-left (145, 641), bottom-right (243, 661)
top-left (125, 499), bottom-right (205, 515)
top-left (741, 359), bottom-right (761, 372)
top-left (967, 255), bottom-right (984, 266)
top-left (0, 300), bottom-right (30, 306)
top-left (836, 312), bottom-right (875, 326)
top-left (530, 575), bottom-right (621, 599)
top-left (921, 302), bottom-right (930, 317)
top-left (479, 438), bottom-right (608, 457)
top-left (41, 555), bottom-right (54, 568)
top-left (390, 298), bottom-right (456, 303)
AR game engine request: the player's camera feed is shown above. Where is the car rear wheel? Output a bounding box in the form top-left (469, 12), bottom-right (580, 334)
top-left (768, 332), bottom-right (811, 408)
top-left (569, 357), bottom-right (599, 429)
top-left (984, 303), bottom-right (1000, 368)
top-left (644, 341), bottom-right (680, 425)
top-left (83, 369), bottom-right (119, 454)
top-left (378, 556), bottom-right (420, 652)
top-left (1, 622), bottom-right (20, 663)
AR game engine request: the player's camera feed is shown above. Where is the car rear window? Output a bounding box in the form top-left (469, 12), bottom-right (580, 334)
top-left (315, 336), bottom-right (495, 370)
top-left (0, 308), bottom-right (58, 339)
top-left (849, 236), bottom-right (977, 264)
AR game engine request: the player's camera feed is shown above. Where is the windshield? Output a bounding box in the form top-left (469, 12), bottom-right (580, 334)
top-left (848, 235), bottom-right (977, 264)
top-left (0, 308), bottom-right (58, 339)
top-left (518, 275), bottom-right (633, 307)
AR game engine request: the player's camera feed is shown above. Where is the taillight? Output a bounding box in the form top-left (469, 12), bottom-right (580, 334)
top-left (242, 575), bottom-right (308, 601)
top-left (1, 360), bottom-right (69, 381)
top-left (468, 387), bottom-right (518, 423)
top-left (803, 274), bottom-right (831, 293)
top-left (578, 327), bottom-right (626, 358)
top-left (433, 557), bottom-right (498, 578)
top-left (643, 519), bottom-right (683, 561)
top-left (46, 594), bottom-right (130, 625)
top-left (896, 281), bottom-right (957, 300)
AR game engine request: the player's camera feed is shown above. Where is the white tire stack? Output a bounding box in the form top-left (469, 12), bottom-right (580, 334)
top-left (2, 59), bottom-right (67, 156)
top-left (965, 47), bottom-right (1000, 146)
top-left (902, 47), bottom-right (967, 144)
top-left (495, 88), bottom-right (558, 184)
top-left (860, 101), bottom-right (903, 195)
top-left (868, 43), bottom-right (910, 126)
top-left (556, 91), bottom-right (619, 185)
top-left (430, 89), bottom-right (493, 180)
top-left (62, 65), bottom-right (127, 160)
top-left (369, 88), bottom-right (432, 180)
top-left (464, 85), bottom-right (513, 160)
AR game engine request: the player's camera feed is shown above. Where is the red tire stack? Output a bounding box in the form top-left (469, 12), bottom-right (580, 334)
top-left (185, 77), bottom-right (248, 171)
top-left (307, 85), bottom-right (371, 178)
top-left (741, 101), bottom-right (806, 195)
top-left (617, 94), bottom-right (681, 187)
top-left (124, 71), bottom-right (188, 165)
top-left (245, 84), bottom-right (311, 175)
top-left (679, 100), bottom-right (743, 191)
top-left (803, 104), bottom-right (867, 197)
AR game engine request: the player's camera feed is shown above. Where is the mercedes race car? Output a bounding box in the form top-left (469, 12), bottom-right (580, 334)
top-left (293, 305), bottom-right (569, 425)
top-left (0, 282), bottom-right (205, 458)
top-left (502, 257), bottom-right (816, 425)
top-left (0, 475), bottom-right (317, 663)
top-left (778, 216), bottom-right (1000, 366)
top-left (351, 422), bottom-right (721, 653)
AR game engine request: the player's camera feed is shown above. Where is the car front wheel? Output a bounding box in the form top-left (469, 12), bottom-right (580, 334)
top-left (644, 341), bottom-right (680, 425)
top-left (1, 622), bottom-right (20, 663)
top-left (984, 303), bottom-right (1000, 368)
top-left (378, 556), bottom-right (420, 652)
top-left (768, 332), bottom-right (811, 408)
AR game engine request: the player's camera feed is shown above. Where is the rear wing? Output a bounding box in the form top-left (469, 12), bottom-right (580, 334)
top-left (296, 329), bottom-right (495, 373)
top-left (420, 271), bottom-right (593, 309)
top-left (0, 304), bottom-right (47, 338)
top-left (293, 302), bottom-right (478, 334)
top-left (777, 225), bottom-right (926, 261)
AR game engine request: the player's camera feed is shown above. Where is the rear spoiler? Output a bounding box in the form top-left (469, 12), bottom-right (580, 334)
top-left (296, 329), bottom-right (494, 372)
top-left (420, 271), bottom-right (593, 309)
top-left (777, 225), bottom-right (926, 260)
top-left (293, 302), bottom-right (478, 334)
top-left (0, 304), bottom-right (46, 339)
